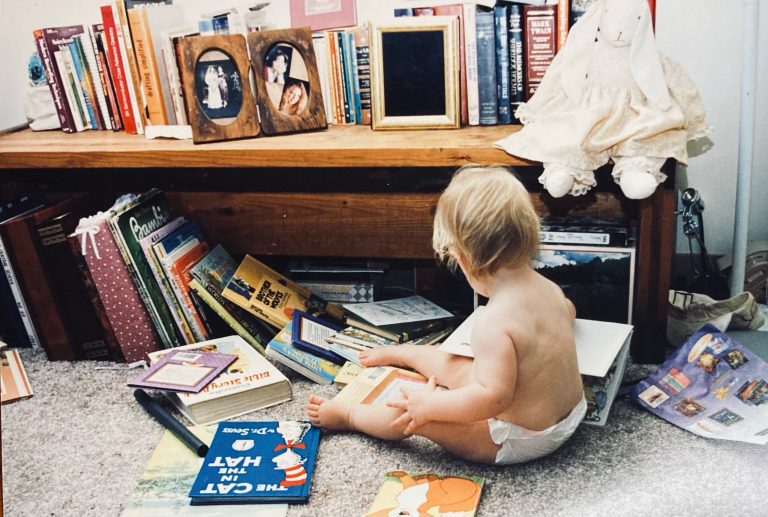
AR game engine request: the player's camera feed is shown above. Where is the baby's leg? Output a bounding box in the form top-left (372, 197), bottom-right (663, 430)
top-left (307, 395), bottom-right (406, 441)
top-left (417, 420), bottom-right (500, 464)
top-left (361, 345), bottom-right (473, 389)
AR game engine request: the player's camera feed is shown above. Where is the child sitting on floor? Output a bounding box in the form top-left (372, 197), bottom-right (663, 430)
top-left (307, 165), bottom-right (586, 464)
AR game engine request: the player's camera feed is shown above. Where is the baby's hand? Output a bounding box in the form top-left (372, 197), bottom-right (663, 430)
top-left (386, 376), bottom-right (437, 435)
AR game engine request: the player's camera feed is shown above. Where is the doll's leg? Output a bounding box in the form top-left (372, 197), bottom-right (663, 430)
top-left (612, 156), bottom-right (667, 199)
top-left (360, 345), bottom-right (474, 390)
top-left (539, 163), bottom-right (597, 198)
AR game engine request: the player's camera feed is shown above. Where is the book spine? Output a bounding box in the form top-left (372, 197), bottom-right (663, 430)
top-left (523, 4), bottom-right (557, 101)
top-left (189, 279), bottom-right (266, 353)
top-left (66, 234), bottom-right (124, 362)
top-left (148, 247), bottom-right (196, 343)
top-left (68, 40), bottom-right (98, 129)
top-left (160, 38), bottom-right (185, 126)
top-left (476, 9), bottom-right (498, 126)
top-left (352, 27), bottom-right (371, 126)
top-left (346, 31), bottom-right (362, 125)
top-left (0, 236), bottom-right (40, 349)
top-left (557, 0), bottom-right (570, 51)
top-left (0, 247), bottom-right (32, 348)
top-left (113, 0), bottom-right (146, 134)
top-left (494, 5), bottom-right (511, 125)
top-left (166, 250), bottom-right (209, 342)
top-left (75, 34), bottom-right (107, 130)
top-left (434, 5), bottom-right (467, 126)
top-left (94, 26), bottom-right (123, 130)
top-left (312, 35), bottom-right (334, 125)
top-left (337, 31), bottom-right (353, 124)
top-left (101, 5), bottom-right (138, 133)
top-left (266, 338), bottom-right (338, 384)
top-left (508, 4), bottom-right (525, 121)
top-left (56, 49), bottom-right (87, 131)
top-left (84, 26), bottom-right (113, 130)
top-left (33, 29), bottom-right (74, 132)
top-left (0, 221), bottom-right (74, 361)
top-left (128, 7), bottom-right (168, 125)
top-left (325, 31), bottom-right (342, 125)
top-left (463, 4), bottom-right (479, 126)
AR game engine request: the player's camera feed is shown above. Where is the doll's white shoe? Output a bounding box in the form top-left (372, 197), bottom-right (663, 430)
top-left (539, 164), bottom-right (596, 198)
top-left (612, 156), bottom-right (667, 199)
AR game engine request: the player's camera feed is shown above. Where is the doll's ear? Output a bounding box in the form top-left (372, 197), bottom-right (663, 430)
top-left (630, 0), bottom-right (672, 109)
top-left (559, 0), bottom-right (605, 104)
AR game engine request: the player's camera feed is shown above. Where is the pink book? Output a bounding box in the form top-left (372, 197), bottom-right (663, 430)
top-left (73, 209), bottom-right (162, 362)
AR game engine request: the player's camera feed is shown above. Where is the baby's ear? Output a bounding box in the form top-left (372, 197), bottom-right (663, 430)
top-left (630, 0), bottom-right (671, 109)
top-left (559, 0), bottom-right (605, 104)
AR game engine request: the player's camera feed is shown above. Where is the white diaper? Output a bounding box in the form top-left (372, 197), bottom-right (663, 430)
top-left (488, 396), bottom-right (587, 465)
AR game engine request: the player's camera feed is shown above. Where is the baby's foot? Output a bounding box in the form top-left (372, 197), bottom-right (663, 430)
top-left (307, 394), bottom-right (353, 431)
top-left (359, 346), bottom-right (405, 368)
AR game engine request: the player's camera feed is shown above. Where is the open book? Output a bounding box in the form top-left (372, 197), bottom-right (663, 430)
top-left (438, 307), bottom-right (633, 426)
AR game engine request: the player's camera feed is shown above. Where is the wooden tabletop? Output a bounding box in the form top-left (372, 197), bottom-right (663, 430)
top-left (0, 125), bottom-right (534, 169)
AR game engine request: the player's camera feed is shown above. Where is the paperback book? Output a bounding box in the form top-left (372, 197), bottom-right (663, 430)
top-left (343, 295), bottom-right (453, 343)
top-left (189, 421), bottom-right (320, 505)
top-left (334, 366), bottom-right (428, 405)
top-left (265, 321), bottom-right (342, 385)
top-left (147, 335), bottom-right (292, 425)
top-left (364, 471), bottom-right (484, 517)
top-left (128, 349), bottom-right (237, 393)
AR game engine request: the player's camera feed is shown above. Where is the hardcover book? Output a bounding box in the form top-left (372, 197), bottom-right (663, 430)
top-left (290, 310), bottom-right (345, 364)
top-left (507, 3), bottom-right (525, 120)
top-left (539, 217), bottom-right (631, 247)
top-left (128, 349), bottom-right (237, 393)
top-left (147, 335), bottom-right (293, 425)
top-left (494, 4), bottom-right (512, 124)
top-left (222, 255), bottom-right (344, 330)
top-left (351, 26), bottom-right (372, 125)
top-left (121, 427), bottom-right (288, 517)
top-left (523, 4), bottom-right (557, 99)
top-left (189, 421), bottom-right (320, 505)
top-left (109, 188), bottom-right (183, 348)
top-left (475, 8), bottom-right (498, 125)
top-left (74, 204), bottom-right (162, 362)
top-left (342, 295), bottom-right (453, 343)
top-left (364, 471), bottom-right (484, 517)
top-left (265, 321), bottom-right (342, 385)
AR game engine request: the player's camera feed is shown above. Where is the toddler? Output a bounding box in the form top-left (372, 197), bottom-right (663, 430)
top-left (307, 165), bottom-right (586, 464)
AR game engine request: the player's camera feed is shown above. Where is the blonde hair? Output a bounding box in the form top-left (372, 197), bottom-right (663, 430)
top-left (433, 164), bottom-right (540, 278)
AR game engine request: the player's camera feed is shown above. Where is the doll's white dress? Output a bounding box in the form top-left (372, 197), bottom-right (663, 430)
top-left (495, 41), bottom-right (709, 194)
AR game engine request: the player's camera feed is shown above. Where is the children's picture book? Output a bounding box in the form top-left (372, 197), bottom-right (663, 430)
top-left (189, 421), bottom-right (320, 505)
top-left (333, 360), bottom-right (363, 388)
top-left (334, 366), bottom-right (428, 405)
top-left (147, 335), bottom-right (292, 425)
top-left (1, 348), bottom-right (33, 404)
top-left (290, 310), bottom-right (346, 364)
top-left (128, 349), bottom-right (237, 393)
top-left (222, 255), bottom-right (344, 329)
top-left (438, 307), bottom-right (633, 426)
top-left (632, 325), bottom-right (768, 444)
top-left (121, 426), bottom-right (288, 517)
top-left (265, 321), bottom-right (342, 385)
top-left (343, 295), bottom-right (453, 327)
top-left (363, 471), bottom-right (484, 517)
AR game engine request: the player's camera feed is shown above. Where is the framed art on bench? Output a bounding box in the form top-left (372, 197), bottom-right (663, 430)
top-left (369, 16), bottom-right (460, 130)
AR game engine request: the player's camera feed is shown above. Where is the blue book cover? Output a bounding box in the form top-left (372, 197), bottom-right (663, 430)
top-left (494, 5), bottom-right (511, 124)
top-left (507, 4), bottom-right (525, 121)
top-left (337, 31), bottom-right (354, 124)
top-left (189, 421), bottom-right (321, 504)
top-left (347, 31), bottom-right (362, 125)
top-left (266, 320), bottom-right (342, 384)
top-left (475, 9), bottom-right (498, 126)
top-left (68, 39), bottom-right (97, 129)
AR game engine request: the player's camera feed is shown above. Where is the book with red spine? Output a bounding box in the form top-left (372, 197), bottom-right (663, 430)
top-left (523, 4), bottom-right (557, 100)
top-left (100, 4), bottom-right (138, 134)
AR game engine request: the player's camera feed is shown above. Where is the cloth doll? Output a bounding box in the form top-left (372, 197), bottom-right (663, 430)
top-left (495, 0), bottom-right (709, 199)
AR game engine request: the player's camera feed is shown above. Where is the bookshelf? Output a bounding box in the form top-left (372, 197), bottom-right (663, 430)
top-left (0, 125), bottom-right (674, 362)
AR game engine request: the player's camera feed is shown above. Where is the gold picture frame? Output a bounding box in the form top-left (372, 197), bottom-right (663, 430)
top-left (178, 34), bottom-right (261, 144)
top-left (369, 16), bottom-right (460, 130)
top-left (247, 27), bottom-right (328, 136)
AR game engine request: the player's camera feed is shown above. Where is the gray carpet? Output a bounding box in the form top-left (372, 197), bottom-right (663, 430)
top-left (3, 344), bottom-right (768, 517)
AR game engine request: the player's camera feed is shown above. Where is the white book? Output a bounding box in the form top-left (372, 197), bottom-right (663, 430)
top-left (462, 3), bottom-right (480, 126)
top-left (54, 49), bottom-right (87, 131)
top-left (312, 35), bottom-right (334, 125)
top-left (160, 26), bottom-right (198, 126)
top-left (439, 308), bottom-right (633, 426)
top-left (144, 4), bottom-right (187, 126)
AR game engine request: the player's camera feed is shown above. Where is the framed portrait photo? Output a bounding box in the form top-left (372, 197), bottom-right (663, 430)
top-left (178, 34), bottom-right (260, 144)
top-left (247, 27), bottom-right (327, 136)
top-left (369, 16), bottom-right (460, 130)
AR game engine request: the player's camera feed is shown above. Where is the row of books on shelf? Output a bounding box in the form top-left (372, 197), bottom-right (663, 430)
top-left (32, 0), bottom-right (628, 136)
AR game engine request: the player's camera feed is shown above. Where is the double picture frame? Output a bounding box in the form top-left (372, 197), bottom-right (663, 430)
top-left (178, 27), bottom-right (327, 143)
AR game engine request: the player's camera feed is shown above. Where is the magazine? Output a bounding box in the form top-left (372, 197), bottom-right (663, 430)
top-left (632, 325), bottom-right (768, 444)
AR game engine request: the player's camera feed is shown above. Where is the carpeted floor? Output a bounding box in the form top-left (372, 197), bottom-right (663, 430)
top-left (2, 342), bottom-right (768, 517)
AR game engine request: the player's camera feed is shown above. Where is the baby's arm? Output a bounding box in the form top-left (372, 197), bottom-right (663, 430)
top-left (388, 316), bottom-right (517, 433)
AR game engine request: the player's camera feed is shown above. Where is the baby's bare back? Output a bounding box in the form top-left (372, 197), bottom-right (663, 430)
top-left (479, 273), bottom-right (584, 431)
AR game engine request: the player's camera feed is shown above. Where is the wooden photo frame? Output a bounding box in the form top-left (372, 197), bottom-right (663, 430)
top-left (369, 16), bottom-right (460, 130)
top-left (178, 34), bottom-right (260, 144)
top-left (247, 27), bottom-right (327, 136)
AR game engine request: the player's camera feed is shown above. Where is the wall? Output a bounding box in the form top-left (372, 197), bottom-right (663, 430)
top-left (1, 0), bottom-right (765, 257)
